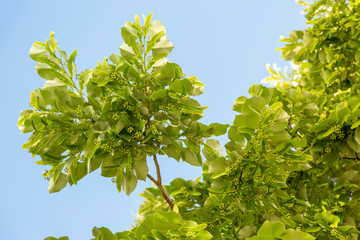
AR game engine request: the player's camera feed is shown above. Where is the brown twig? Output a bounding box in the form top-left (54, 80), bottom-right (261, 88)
top-left (153, 155), bottom-right (162, 184)
top-left (341, 155), bottom-right (360, 161)
top-left (147, 173), bottom-right (174, 210)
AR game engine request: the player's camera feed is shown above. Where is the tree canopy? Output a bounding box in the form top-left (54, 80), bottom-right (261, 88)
top-left (18, 0), bottom-right (360, 239)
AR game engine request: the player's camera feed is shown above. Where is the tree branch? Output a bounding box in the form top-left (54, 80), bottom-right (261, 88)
top-left (147, 173), bottom-right (174, 210)
top-left (153, 155), bottom-right (162, 184)
top-left (341, 155), bottom-right (360, 161)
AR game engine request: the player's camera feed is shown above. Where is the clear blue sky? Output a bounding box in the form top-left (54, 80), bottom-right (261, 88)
top-left (0, 1), bottom-right (306, 239)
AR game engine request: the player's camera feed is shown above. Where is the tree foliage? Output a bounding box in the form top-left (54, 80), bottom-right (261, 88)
top-left (19, 1), bottom-right (360, 239)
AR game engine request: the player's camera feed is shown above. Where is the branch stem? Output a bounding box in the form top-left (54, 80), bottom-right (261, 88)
top-left (153, 155), bottom-right (162, 184)
top-left (147, 173), bottom-right (174, 210)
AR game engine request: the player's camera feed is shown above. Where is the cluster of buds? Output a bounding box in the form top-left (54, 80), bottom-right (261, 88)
top-left (69, 148), bottom-right (80, 156)
top-left (159, 103), bottom-right (174, 111)
top-left (127, 126), bottom-right (134, 133)
top-left (118, 147), bottom-right (131, 156)
top-left (180, 108), bottom-right (187, 114)
top-left (47, 130), bottom-right (55, 137)
top-left (181, 96), bottom-right (190, 101)
top-left (156, 135), bottom-right (163, 142)
top-left (112, 114), bottom-right (120, 121)
top-left (93, 138), bottom-right (101, 145)
top-left (109, 71), bottom-right (123, 81)
top-left (122, 101), bottom-right (131, 110)
top-left (134, 131), bottom-right (143, 140)
top-left (242, 148), bottom-right (250, 158)
top-left (294, 101), bottom-right (302, 108)
top-left (42, 169), bottom-right (50, 180)
top-left (325, 146), bottom-right (332, 153)
top-left (135, 112), bottom-right (142, 120)
top-left (101, 141), bottom-right (117, 153)
top-left (146, 54), bottom-right (152, 63)
top-left (185, 232), bottom-right (195, 238)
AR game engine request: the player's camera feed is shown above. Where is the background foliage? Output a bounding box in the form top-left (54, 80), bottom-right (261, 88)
top-left (1, 1), bottom-right (327, 240)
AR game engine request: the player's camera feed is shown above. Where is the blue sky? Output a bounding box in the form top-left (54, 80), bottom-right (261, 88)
top-left (0, 1), bottom-right (306, 239)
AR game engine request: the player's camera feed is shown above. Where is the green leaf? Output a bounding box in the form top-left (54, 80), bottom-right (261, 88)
top-left (233, 96), bottom-right (247, 113)
top-left (169, 78), bottom-right (192, 95)
top-left (352, 119), bottom-right (360, 129)
top-left (48, 173), bottom-right (68, 193)
top-left (70, 161), bottom-right (86, 185)
top-left (133, 158), bottom-right (149, 181)
top-left (339, 170), bottom-right (360, 184)
top-left (156, 62), bottom-right (175, 86)
top-left (146, 53), bottom-right (169, 70)
top-left (153, 211), bottom-right (183, 230)
top-left (116, 170), bottom-right (124, 193)
top-left (79, 69), bottom-right (93, 93)
top-left (35, 62), bottom-right (56, 80)
top-left (121, 22), bottom-right (140, 45)
top-left (101, 157), bottom-right (120, 177)
top-left (282, 229), bottom-right (315, 240)
top-left (281, 216), bottom-right (297, 228)
top-left (134, 14), bottom-right (140, 28)
top-left (188, 76), bottom-right (205, 96)
top-left (303, 226), bottom-right (321, 233)
top-left (208, 157), bottom-right (226, 175)
top-left (338, 226), bottom-right (359, 234)
top-left (246, 236), bottom-right (261, 240)
top-left (83, 134), bottom-right (100, 159)
top-left (152, 38), bottom-right (174, 58)
top-left (269, 130), bottom-right (291, 146)
top-left (67, 49), bottom-right (77, 78)
top-left (92, 227), bottom-right (117, 240)
top-left (149, 20), bottom-right (165, 39)
top-left (209, 123), bottom-right (229, 136)
top-left (270, 110), bottom-right (289, 132)
top-left (43, 79), bottom-right (66, 90)
top-left (29, 42), bottom-right (47, 60)
top-left (317, 126), bottom-right (335, 139)
top-left (151, 230), bottom-right (167, 240)
top-left (355, 127), bottom-right (360, 145)
top-left (183, 148), bottom-right (201, 166)
top-left (35, 63), bottom-right (75, 88)
top-left (304, 103), bottom-right (319, 117)
top-left (93, 120), bottom-right (111, 132)
top-left (205, 139), bottom-right (224, 157)
top-left (130, 38), bottom-right (144, 62)
top-left (44, 237), bottom-right (69, 240)
top-left (18, 112), bottom-right (36, 134)
top-left (162, 145), bottom-right (181, 161)
top-left (143, 12), bottom-right (153, 37)
top-left (194, 230), bottom-right (213, 240)
top-left (87, 156), bottom-right (102, 173)
top-left (122, 171), bottom-right (137, 196)
top-left (146, 31), bottom-right (166, 54)
top-left (120, 43), bottom-right (135, 58)
top-left (257, 221), bottom-right (286, 238)
top-left (234, 111), bottom-right (260, 129)
top-left (109, 53), bottom-right (121, 64)
top-left (237, 226), bottom-right (257, 238)
top-left (116, 119), bottom-right (126, 134)
top-left (151, 89), bottom-right (168, 101)
top-left (292, 138), bottom-right (307, 148)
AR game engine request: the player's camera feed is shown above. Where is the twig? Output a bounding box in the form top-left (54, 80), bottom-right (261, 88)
top-left (341, 155), bottom-right (360, 161)
top-left (153, 155), bottom-right (162, 184)
top-left (147, 173), bottom-right (174, 210)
